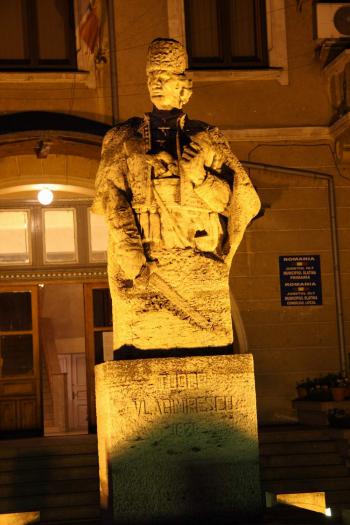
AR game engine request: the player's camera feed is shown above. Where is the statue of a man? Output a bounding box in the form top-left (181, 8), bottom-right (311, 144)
top-left (92, 38), bottom-right (260, 353)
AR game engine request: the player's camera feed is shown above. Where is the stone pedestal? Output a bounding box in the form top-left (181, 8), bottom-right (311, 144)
top-left (95, 354), bottom-right (262, 524)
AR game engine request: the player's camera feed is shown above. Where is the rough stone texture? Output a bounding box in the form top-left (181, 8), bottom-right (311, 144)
top-left (95, 354), bottom-right (262, 524)
top-left (111, 248), bottom-right (232, 350)
top-left (92, 39), bottom-right (260, 351)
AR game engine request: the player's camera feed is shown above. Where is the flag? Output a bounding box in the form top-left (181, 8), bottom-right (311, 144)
top-left (79, 0), bottom-right (100, 53)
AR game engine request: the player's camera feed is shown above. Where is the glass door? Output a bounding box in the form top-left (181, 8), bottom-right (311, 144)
top-left (0, 285), bottom-right (41, 436)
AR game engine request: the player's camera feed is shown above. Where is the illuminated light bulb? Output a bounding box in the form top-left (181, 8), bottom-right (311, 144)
top-left (38, 188), bottom-right (53, 205)
top-left (325, 508), bottom-right (332, 517)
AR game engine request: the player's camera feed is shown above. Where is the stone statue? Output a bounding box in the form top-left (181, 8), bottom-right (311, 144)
top-left (92, 38), bottom-right (260, 353)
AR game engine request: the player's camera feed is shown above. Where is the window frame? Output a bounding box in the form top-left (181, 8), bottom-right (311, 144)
top-left (88, 207), bottom-right (108, 264)
top-left (0, 201), bottom-right (109, 271)
top-left (42, 207), bottom-right (79, 265)
top-left (0, 0), bottom-right (77, 71)
top-left (184, 0), bottom-right (268, 70)
top-left (167, 0), bottom-right (289, 85)
top-left (0, 208), bottom-right (32, 266)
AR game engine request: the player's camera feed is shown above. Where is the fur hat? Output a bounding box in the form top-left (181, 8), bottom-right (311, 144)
top-left (146, 38), bottom-right (188, 74)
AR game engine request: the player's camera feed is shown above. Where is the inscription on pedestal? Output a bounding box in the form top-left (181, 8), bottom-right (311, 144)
top-left (158, 371), bottom-right (207, 390)
top-left (134, 371), bottom-right (233, 417)
top-left (133, 394), bottom-right (234, 416)
top-left (96, 355), bottom-right (262, 524)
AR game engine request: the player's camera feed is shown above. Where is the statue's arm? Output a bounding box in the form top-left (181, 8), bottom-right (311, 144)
top-left (207, 128), bottom-right (261, 219)
top-left (92, 129), bottom-right (146, 280)
top-left (92, 128), bottom-right (129, 214)
top-left (192, 171), bottom-right (231, 214)
top-left (208, 128), bottom-right (261, 266)
top-left (104, 181), bottom-right (146, 280)
top-left (180, 129), bottom-right (231, 213)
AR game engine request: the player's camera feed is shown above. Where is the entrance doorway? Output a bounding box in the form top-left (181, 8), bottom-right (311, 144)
top-left (0, 281), bottom-right (112, 437)
top-left (40, 283), bottom-right (88, 435)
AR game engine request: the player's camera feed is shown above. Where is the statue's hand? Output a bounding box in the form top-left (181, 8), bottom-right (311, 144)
top-left (180, 141), bottom-right (207, 186)
top-left (133, 261), bottom-right (158, 291)
top-left (146, 152), bottom-right (177, 178)
top-left (133, 264), bottom-right (150, 290)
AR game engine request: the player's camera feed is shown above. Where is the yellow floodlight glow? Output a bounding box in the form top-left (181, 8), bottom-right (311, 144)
top-left (0, 511), bottom-right (40, 524)
top-left (276, 492), bottom-right (326, 514)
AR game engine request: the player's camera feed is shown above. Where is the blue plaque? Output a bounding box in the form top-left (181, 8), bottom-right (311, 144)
top-left (279, 255), bottom-right (322, 306)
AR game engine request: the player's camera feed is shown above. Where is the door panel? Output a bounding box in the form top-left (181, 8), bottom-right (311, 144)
top-left (19, 399), bottom-right (36, 429)
top-left (0, 400), bottom-right (16, 431)
top-left (0, 285), bottom-right (41, 436)
top-left (57, 354), bottom-right (72, 429)
top-left (0, 334), bottom-right (34, 376)
top-left (58, 353), bottom-right (88, 432)
top-left (71, 354), bottom-right (88, 431)
top-left (84, 283), bottom-right (112, 431)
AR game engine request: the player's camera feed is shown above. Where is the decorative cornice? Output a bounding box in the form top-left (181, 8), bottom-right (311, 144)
top-left (190, 68), bottom-right (285, 84)
top-left (0, 71), bottom-right (90, 84)
top-left (0, 130), bottom-right (103, 159)
top-left (222, 126), bottom-right (331, 142)
top-left (0, 268), bottom-right (107, 282)
top-left (0, 112), bottom-right (107, 159)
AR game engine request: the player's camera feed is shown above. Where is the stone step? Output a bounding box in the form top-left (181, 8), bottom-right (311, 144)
top-left (263, 476), bottom-right (350, 493)
top-left (326, 489), bottom-right (350, 504)
top-left (261, 464), bottom-right (349, 481)
top-left (0, 453), bottom-right (98, 472)
top-left (263, 504), bottom-right (341, 524)
top-left (0, 478), bottom-right (99, 498)
top-left (0, 490), bottom-right (100, 514)
top-left (40, 504), bottom-right (336, 525)
top-left (260, 441), bottom-right (337, 456)
top-left (259, 427), bottom-right (332, 444)
top-left (0, 465), bottom-right (98, 485)
top-left (40, 504), bottom-right (101, 523)
top-left (0, 435), bottom-right (100, 523)
top-left (0, 436), bottom-right (97, 459)
top-left (260, 452), bottom-right (343, 468)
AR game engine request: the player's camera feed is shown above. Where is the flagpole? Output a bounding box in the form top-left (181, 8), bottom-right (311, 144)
top-left (107, 0), bottom-right (119, 125)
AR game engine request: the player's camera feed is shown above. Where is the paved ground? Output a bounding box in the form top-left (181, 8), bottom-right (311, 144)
top-left (45, 505), bottom-right (342, 525)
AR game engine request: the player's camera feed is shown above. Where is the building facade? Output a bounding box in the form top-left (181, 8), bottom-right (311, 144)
top-left (0, 0), bottom-right (349, 434)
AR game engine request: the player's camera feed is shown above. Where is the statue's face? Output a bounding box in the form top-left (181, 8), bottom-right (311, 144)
top-left (147, 70), bottom-right (191, 110)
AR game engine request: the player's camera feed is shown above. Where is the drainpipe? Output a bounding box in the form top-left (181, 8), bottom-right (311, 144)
top-left (106, 0), bottom-right (118, 125)
top-left (241, 160), bottom-right (347, 375)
